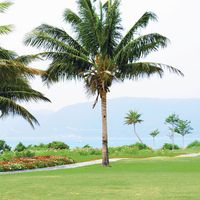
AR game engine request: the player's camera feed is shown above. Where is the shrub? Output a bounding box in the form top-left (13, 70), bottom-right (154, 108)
top-left (187, 141), bottom-right (200, 148)
top-left (14, 142), bottom-right (26, 152)
top-left (129, 143), bottom-right (151, 150)
top-left (48, 141), bottom-right (69, 150)
top-left (15, 150), bottom-right (35, 158)
top-left (162, 143), bottom-right (179, 150)
top-left (0, 140), bottom-right (11, 153)
top-left (74, 147), bottom-right (101, 155)
top-left (82, 144), bottom-right (92, 149)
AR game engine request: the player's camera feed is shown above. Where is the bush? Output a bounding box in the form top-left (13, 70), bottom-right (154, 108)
top-left (14, 142), bottom-right (26, 152)
top-left (187, 141), bottom-right (200, 148)
top-left (48, 141), bottom-right (69, 150)
top-left (162, 143), bottom-right (179, 150)
top-left (27, 143), bottom-right (49, 150)
top-left (15, 150), bottom-right (35, 158)
top-left (82, 144), bottom-right (92, 149)
top-left (73, 147), bottom-right (101, 155)
top-left (0, 151), bottom-right (14, 161)
top-left (129, 143), bottom-right (151, 150)
top-left (0, 140), bottom-right (11, 153)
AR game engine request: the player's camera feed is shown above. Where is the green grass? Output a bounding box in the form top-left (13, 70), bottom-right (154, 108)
top-left (1, 157), bottom-right (200, 200)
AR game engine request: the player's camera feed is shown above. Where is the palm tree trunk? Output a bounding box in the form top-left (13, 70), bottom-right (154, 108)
top-left (153, 137), bottom-right (155, 148)
top-left (101, 91), bottom-right (109, 166)
top-left (133, 124), bottom-right (143, 144)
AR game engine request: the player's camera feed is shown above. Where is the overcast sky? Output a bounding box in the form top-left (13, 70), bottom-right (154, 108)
top-left (1, 0), bottom-right (200, 110)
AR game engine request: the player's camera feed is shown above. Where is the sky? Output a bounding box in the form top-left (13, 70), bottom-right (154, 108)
top-left (1, 0), bottom-right (200, 110)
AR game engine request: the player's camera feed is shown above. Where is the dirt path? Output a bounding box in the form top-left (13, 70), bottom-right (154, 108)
top-left (176, 153), bottom-right (200, 158)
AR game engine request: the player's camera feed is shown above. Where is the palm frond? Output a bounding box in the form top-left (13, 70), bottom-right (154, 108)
top-left (115, 33), bottom-right (169, 65)
top-left (0, 47), bottom-right (16, 59)
top-left (24, 31), bottom-right (88, 58)
top-left (0, 97), bottom-right (39, 128)
top-left (116, 62), bottom-right (183, 80)
top-left (0, 1), bottom-right (13, 13)
top-left (77, 0), bottom-right (100, 54)
top-left (0, 24), bottom-right (13, 35)
top-left (41, 52), bottom-right (92, 83)
top-left (115, 12), bottom-right (157, 54)
top-left (63, 8), bottom-right (82, 30)
top-left (31, 24), bottom-right (89, 55)
top-left (102, 0), bottom-right (122, 57)
top-left (14, 54), bottom-right (42, 65)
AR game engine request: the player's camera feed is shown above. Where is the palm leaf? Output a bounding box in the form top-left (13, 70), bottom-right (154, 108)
top-left (0, 97), bottom-right (39, 128)
top-left (115, 33), bottom-right (169, 64)
top-left (117, 62), bottom-right (183, 80)
top-left (0, 1), bottom-right (13, 13)
top-left (115, 12), bottom-right (157, 54)
top-left (0, 24), bottom-right (13, 35)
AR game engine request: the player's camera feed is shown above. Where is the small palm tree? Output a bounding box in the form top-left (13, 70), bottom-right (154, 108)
top-left (150, 129), bottom-right (159, 148)
top-left (124, 110), bottom-right (143, 143)
top-left (24, 0), bottom-right (183, 166)
top-left (0, 1), bottom-right (50, 127)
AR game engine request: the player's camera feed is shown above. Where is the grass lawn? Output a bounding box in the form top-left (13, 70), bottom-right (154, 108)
top-left (1, 157), bottom-right (200, 200)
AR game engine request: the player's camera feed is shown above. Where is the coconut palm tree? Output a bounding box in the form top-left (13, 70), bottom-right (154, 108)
top-left (0, 1), bottom-right (50, 127)
top-left (124, 110), bottom-right (143, 143)
top-left (150, 129), bottom-right (159, 148)
top-left (24, 0), bottom-right (183, 166)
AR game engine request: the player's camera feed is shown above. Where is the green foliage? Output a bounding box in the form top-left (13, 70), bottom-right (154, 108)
top-left (162, 143), bottom-right (180, 150)
top-left (174, 119), bottom-right (193, 137)
top-left (0, 140), bottom-right (11, 153)
top-left (187, 141), bottom-right (200, 148)
top-left (14, 142), bottom-right (26, 152)
top-left (27, 143), bottom-right (49, 150)
top-left (82, 144), bottom-right (92, 149)
top-left (150, 129), bottom-right (159, 138)
top-left (124, 110), bottom-right (143, 125)
top-left (15, 150), bottom-right (35, 158)
top-left (48, 141), bottom-right (69, 150)
top-left (129, 143), bottom-right (150, 150)
top-left (73, 147), bottom-right (101, 156)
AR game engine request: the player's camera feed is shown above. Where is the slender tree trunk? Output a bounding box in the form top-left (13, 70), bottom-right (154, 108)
top-left (153, 137), bottom-right (155, 148)
top-left (133, 124), bottom-right (143, 144)
top-left (172, 133), bottom-right (175, 150)
top-left (182, 135), bottom-right (185, 148)
top-left (101, 91), bottom-right (109, 166)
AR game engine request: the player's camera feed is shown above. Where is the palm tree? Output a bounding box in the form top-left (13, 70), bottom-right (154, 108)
top-left (0, 1), bottom-right (50, 127)
top-left (24, 0), bottom-right (183, 166)
top-left (150, 129), bottom-right (159, 148)
top-left (124, 110), bottom-right (143, 143)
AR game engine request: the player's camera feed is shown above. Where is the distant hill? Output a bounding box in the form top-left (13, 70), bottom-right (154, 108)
top-left (0, 97), bottom-right (200, 148)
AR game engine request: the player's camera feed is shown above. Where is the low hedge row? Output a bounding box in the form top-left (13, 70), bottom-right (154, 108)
top-left (0, 156), bottom-right (74, 172)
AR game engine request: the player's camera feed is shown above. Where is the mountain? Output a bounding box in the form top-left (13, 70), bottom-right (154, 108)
top-left (0, 97), bottom-right (200, 148)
